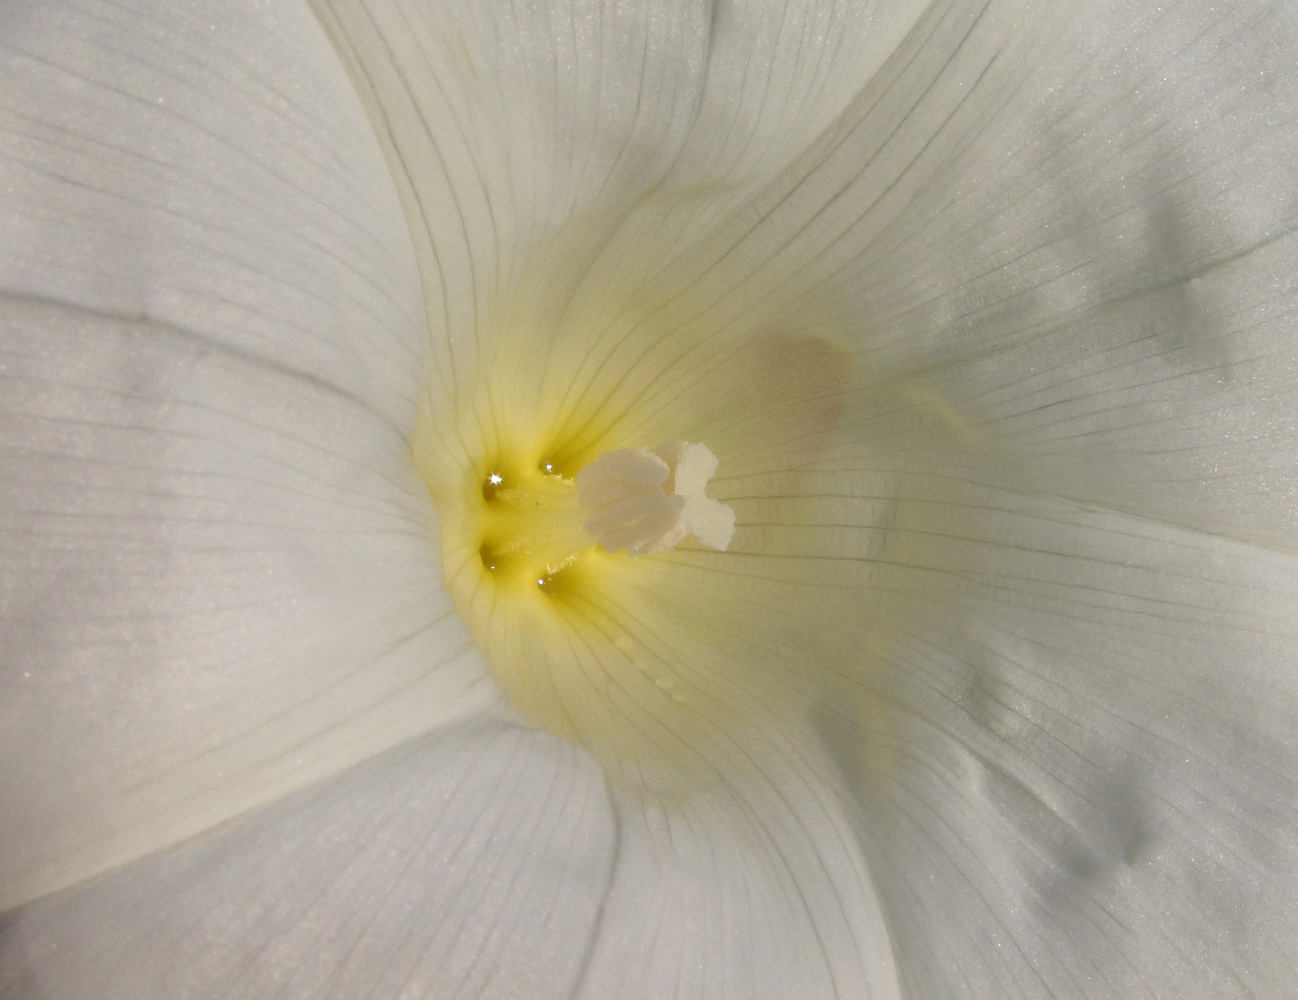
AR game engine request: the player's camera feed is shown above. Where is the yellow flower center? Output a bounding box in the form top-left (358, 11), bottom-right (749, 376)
top-left (410, 308), bottom-right (855, 787)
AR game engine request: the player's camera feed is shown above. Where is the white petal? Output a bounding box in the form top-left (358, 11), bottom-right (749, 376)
top-left (850, 484), bottom-right (1298, 997)
top-left (307, 0), bottom-right (931, 397)
top-left (9, 4), bottom-right (1294, 1000)
top-left (626, 463), bottom-right (1298, 997)
top-left (1, 721), bottom-right (616, 1000)
top-left (0, 0), bottom-right (423, 428)
top-left (383, 0), bottom-right (1298, 993)
top-left (658, 1), bottom-right (1298, 987)
top-left (0, 0), bottom-right (499, 910)
top-left (0, 298), bottom-right (490, 911)
top-left (579, 755), bottom-right (899, 999)
top-left (653, 0), bottom-right (1298, 544)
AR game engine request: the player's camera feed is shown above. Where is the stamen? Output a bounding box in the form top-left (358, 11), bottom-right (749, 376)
top-left (577, 441), bottom-right (735, 555)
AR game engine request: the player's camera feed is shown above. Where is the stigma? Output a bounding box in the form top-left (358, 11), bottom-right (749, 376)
top-left (577, 441), bottom-right (734, 556)
top-left (475, 440), bottom-right (733, 589)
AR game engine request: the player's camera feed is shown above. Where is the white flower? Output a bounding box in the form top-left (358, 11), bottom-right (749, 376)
top-left (3, 0), bottom-right (1297, 997)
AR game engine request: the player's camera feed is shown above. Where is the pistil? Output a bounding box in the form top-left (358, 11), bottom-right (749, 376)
top-left (477, 440), bottom-right (735, 590)
top-left (478, 470), bottom-right (592, 581)
top-left (577, 441), bottom-right (735, 556)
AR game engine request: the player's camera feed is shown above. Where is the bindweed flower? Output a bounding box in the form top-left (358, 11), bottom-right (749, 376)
top-left (3, 0), bottom-right (1298, 996)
